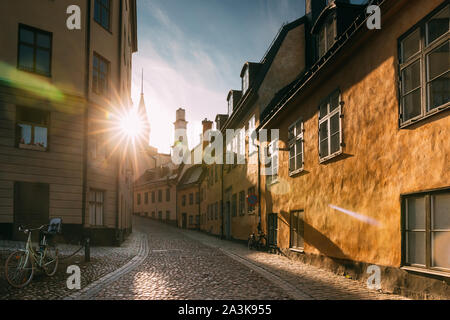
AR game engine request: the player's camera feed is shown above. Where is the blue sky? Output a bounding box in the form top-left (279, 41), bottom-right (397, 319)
top-left (131, 0), bottom-right (366, 153)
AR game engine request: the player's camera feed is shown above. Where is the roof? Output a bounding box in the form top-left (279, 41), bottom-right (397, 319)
top-left (178, 165), bottom-right (205, 189)
top-left (260, 0), bottom-right (383, 127)
top-left (222, 16), bottom-right (307, 131)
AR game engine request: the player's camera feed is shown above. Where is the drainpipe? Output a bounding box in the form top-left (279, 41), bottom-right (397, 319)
top-left (257, 143), bottom-right (262, 234)
top-left (81, 0), bottom-right (92, 238)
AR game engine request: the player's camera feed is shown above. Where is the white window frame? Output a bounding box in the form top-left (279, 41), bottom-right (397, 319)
top-left (267, 140), bottom-right (279, 185)
top-left (228, 95), bottom-right (233, 115)
top-left (242, 67), bottom-right (249, 94)
top-left (318, 90), bottom-right (343, 163)
top-left (399, 4), bottom-right (450, 127)
top-left (288, 118), bottom-right (304, 175)
top-left (248, 115), bottom-right (257, 156)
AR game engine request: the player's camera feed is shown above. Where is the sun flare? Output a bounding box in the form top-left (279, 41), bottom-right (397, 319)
top-left (120, 109), bottom-right (144, 139)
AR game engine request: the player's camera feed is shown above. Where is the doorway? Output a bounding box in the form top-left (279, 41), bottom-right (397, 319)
top-left (13, 182), bottom-right (49, 241)
top-left (267, 213), bottom-right (278, 248)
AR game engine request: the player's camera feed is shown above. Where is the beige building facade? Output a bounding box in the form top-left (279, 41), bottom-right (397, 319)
top-left (0, 0), bottom-right (137, 245)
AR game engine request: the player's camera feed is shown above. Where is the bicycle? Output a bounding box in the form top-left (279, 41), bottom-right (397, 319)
top-left (5, 219), bottom-right (61, 288)
top-left (247, 232), bottom-right (267, 251)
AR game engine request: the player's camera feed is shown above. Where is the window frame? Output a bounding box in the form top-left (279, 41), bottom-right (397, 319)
top-left (318, 90), bottom-right (343, 163)
top-left (242, 67), bottom-right (250, 94)
top-left (94, 0), bottom-right (112, 32)
top-left (17, 24), bottom-right (53, 77)
top-left (248, 115), bottom-right (257, 156)
top-left (93, 52), bottom-right (110, 96)
top-left (401, 188), bottom-right (450, 274)
top-left (398, 3), bottom-right (449, 127)
top-left (89, 189), bottom-right (104, 226)
top-left (267, 139), bottom-right (279, 185)
top-left (16, 106), bottom-right (50, 152)
top-left (238, 191), bottom-right (245, 216)
top-left (290, 210), bottom-right (305, 251)
top-left (288, 118), bottom-right (304, 176)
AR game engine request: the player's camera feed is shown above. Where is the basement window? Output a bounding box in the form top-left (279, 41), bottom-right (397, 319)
top-left (399, 4), bottom-right (449, 126)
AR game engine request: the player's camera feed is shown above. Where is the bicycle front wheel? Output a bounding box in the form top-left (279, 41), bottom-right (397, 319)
top-left (43, 246), bottom-right (59, 276)
top-left (5, 250), bottom-right (34, 288)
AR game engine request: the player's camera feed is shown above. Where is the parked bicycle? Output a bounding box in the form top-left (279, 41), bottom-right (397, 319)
top-left (247, 231), bottom-right (267, 251)
top-left (5, 218), bottom-right (62, 288)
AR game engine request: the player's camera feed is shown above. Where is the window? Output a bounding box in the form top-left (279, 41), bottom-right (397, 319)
top-left (158, 211), bottom-right (162, 220)
top-left (166, 188), bottom-right (170, 201)
top-left (399, 4), bottom-right (449, 125)
top-left (239, 191), bottom-right (245, 216)
top-left (94, 0), bottom-right (111, 31)
top-left (89, 190), bottom-right (104, 226)
top-left (158, 190), bottom-right (162, 202)
top-left (18, 24), bottom-right (52, 76)
top-left (403, 190), bottom-right (450, 272)
top-left (238, 127), bottom-right (245, 159)
top-left (288, 119), bottom-right (304, 174)
top-left (247, 187), bottom-right (256, 214)
top-left (189, 215), bottom-right (193, 226)
top-left (195, 192), bottom-right (200, 204)
top-left (290, 210), bottom-right (304, 250)
top-left (137, 193), bottom-right (141, 205)
top-left (152, 191), bottom-right (155, 203)
top-left (151, 212), bottom-right (155, 218)
top-left (248, 116), bottom-right (257, 155)
top-left (215, 165), bottom-right (218, 183)
top-left (242, 68), bottom-right (249, 93)
top-left (182, 195), bottom-right (186, 206)
top-left (215, 202), bottom-right (218, 220)
top-left (317, 17), bottom-right (336, 59)
top-left (228, 95), bottom-right (233, 115)
top-left (232, 194), bottom-right (237, 217)
top-left (16, 106), bottom-right (49, 152)
top-left (144, 192), bottom-right (148, 204)
top-left (318, 90), bottom-right (342, 161)
top-left (93, 53), bottom-right (110, 96)
top-left (196, 215), bottom-right (200, 225)
top-left (189, 193), bottom-right (193, 205)
top-left (166, 211), bottom-right (170, 220)
top-left (267, 140), bottom-right (279, 184)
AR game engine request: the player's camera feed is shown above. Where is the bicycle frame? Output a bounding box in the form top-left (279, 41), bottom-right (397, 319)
top-left (20, 230), bottom-right (51, 269)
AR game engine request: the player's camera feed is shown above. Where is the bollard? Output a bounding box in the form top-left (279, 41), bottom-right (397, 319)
top-left (84, 237), bottom-right (90, 262)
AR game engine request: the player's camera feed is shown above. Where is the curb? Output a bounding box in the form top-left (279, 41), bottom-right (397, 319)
top-left (64, 232), bottom-right (149, 300)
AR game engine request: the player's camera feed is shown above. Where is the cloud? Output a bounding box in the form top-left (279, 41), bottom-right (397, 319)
top-left (132, 3), bottom-right (233, 153)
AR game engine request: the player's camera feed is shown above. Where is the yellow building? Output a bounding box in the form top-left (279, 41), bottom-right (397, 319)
top-left (258, 0), bottom-right (449, 297)
top-left (0, 0), bottom-right (138, 245)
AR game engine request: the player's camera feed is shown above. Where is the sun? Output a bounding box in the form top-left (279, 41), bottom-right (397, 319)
top-left (120, 109), bottom-right (144, 139)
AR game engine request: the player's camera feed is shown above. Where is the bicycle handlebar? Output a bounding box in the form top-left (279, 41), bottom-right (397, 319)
top-left (18, 224), bottom-right (48, 234)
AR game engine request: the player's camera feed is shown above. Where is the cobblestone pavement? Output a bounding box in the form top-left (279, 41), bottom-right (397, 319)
top-left (0, 233), bottom-right (140, 300)
top-left (92, 216), bottom-right (408, 300)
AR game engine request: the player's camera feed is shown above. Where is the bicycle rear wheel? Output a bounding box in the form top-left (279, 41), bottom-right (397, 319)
top-left (5, 250), bottom-right (34, 288)
top-left (43, 246), bottom-right (59, 276)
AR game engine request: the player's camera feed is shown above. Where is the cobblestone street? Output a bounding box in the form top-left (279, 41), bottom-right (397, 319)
top-left (91, 216), bottom-right (407, 300)
top-left (0, 216), bottom-right (409, 300)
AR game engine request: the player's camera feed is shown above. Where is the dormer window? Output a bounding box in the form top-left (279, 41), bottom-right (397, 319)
top-left (242, 67), bottom-right (249, 94)
top-left (228, 95), bottom-right (233, 115)
top-left (318, 17), bottom-right (336, 59)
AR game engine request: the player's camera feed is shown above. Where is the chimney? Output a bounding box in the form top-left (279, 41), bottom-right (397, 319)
top-left (215, 114), bottom-right (228, 131)
top-left (202, 118), bottom-right (213, 151)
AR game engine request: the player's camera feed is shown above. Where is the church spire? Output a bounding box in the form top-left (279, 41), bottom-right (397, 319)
top-left (138, 69), bottom-right (150, 147)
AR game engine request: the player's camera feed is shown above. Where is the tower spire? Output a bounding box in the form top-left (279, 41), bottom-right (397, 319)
top-left (141, 68), bottom-right (144, 95)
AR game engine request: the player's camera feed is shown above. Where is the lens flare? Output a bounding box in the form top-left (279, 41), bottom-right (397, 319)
top-left (120, 109), bottom-right (144, 139)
